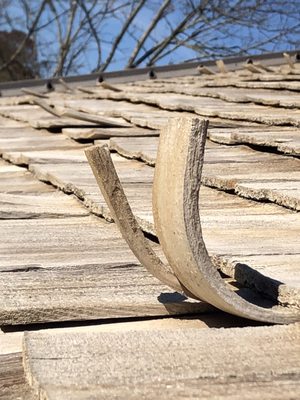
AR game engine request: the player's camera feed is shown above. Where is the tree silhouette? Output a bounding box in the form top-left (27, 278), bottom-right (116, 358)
top-left (0, 0), bottom-right (299, 80)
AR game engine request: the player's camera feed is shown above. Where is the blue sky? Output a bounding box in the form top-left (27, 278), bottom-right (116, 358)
top-left (2, 1), bottom-right (300, 77)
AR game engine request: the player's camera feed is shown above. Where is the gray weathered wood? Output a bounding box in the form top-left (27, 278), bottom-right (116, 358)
top-left (3, 148), bottom-right (89, 165)
top-left (0, 159), bottom-right (88, 219)
top-left (0, 94), bottom-right (32, 106)
top-left (214, 254), bottom-right (300, 309)
top-left (23, 323), bottom-right (300, 399)
top-left (26, 155), bottom-right (300, 309)
top-left (85, 145), bottom-right (185, 294)
top-left (91, 87), bottom-right (300, 127)
top-left (5, 134), bottom-right (300, 213)
top-left (0, 216), bottom-right (209, 324)
top-left (0, 136), bottom-right (83, 156)
top-left (1, 68), bottom-right (299, 316)
top-left (0, 127), bottom-right (49, 138)
top-left (62, 126), bottom-right (158, 140)
top-left (108, 136), bottom-right (300, 210)
top-left (0, 105), bottom-right (102, 129)
top-left (59, 97), bottom-right (254, 131)
top-left (208, 127), bottom-right (300, 156)
top-left (109, 136), bottom-right (158, 165)
top-left (61, 108), bottom-right (130, 127)
top-left (152, 117), bottom-right (299, 323)
top-left (0, 333), bottom-right (36, 400)
top-left (126, 80), bottom-right (300, 108)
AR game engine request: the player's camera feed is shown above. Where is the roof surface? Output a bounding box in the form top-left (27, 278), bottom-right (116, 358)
top-left (0, 52), bottom-right (300, 399)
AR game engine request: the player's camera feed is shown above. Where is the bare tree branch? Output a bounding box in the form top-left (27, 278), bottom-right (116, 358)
top-left (53, 0), bottom-right (78, 76)
top-left (126, 0), bottom-right (171, 68)
top-left (1, 0), bottom-right (299, 80)
top-left (76, 0), bottom-right (102, 69)
top-left (100, 0), bottom-right (147, 72)
top-left (133, 6), bottom-right (201, 68)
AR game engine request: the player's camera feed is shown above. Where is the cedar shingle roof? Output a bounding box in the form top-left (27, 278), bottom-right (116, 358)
top-left (0, 52), bottom-right (300, 399)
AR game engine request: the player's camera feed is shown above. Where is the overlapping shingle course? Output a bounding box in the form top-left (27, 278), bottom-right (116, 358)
top-left (0, 54), bottom-right (300, 399)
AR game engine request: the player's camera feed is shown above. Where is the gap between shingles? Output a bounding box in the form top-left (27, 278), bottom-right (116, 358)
top-left (0, 144), bottom-right (297, 309)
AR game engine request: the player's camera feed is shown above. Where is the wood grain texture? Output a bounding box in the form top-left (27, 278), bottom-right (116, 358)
top-left (85, 145), bottom-right (184, 294)
top-left (214, 254), bottom-right (300, 309)
top-left (110, 136), bottom-right (158, 165)
top-left (208, 127), bottom-right (300, 156)
top-left (4, 133), bottom-right (299, 212)
top-left (0, 135), bottom-right (82, 155)
top-left (125, 72), bottom-right (300, 90)
top-left (0, 333), bottom-right (36, 400)
top-left (86, 87), bottom-right (300, 127)
top-left (0, 159), bottom-right (88, 219)
top-left (0, 216), bottom-right (209, 324)
top-left (25, 154), bottom-right (300, 309)
top-left (62, 126), bottom-right (158, 140)
top-left (0, 115), bottom-right (28, 128)
top-left (125, 81), bottom-right (300, 108)
top-left (0, 127), bottom-right (50, 139)
top-left (109, 136), bottom-right (300, 211)
top-left (0, 105), bottom-right (102, 129)
top-left (151, 117), bottom-right (298, 323)
top-left (59, 97), bottom-right (257, 131)
top-left (23, 323), bottom-right (300, 399)
top-left (60, 108), bottom-right (130, 127)
top-left (3, 148), bottom-right (89, 165)
top-left (0, 64), bottom-right (299, 321)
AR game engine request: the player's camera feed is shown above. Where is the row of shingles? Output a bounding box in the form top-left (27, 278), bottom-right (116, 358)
top-left (85, 84), bottom-right (300, 127)
top-left (8, 297), bottom-right (295, 400)
top-left (0, 120), bottom-right (185, 400)
top-left (0, 115), bottom-right (96, 397)
top-left (1, 90), bottom-right (300, 356)
top-left (0, 109), bottom-right (211, 400)
top-left (22, 322), bottom-right (300, 400)
top-left (7, 305), bottom-right (293, 400)
top-left (61, 95), bottom-right (267, 133)
top-left (127, 77), bottom-right (300, 91)
top-left (0, 95), bottom-right (232, 399)
top-left (32, 92), bottom-right (300, 213)
top-left (52, 89), bottom-right (266, 131)
top-left (52, 93), bottom-right (300, 307)
top-left (0, 92), bottom-right (159, 140)
top-left (0, 101), bottom-right (242, 399)
top-left (6, 139), bottom-right (300, 310)
top-left (3, 135), bottom-right (298, 398)
top-left (1, 214), bottom-right (210, 326)
top-left (1, 93), bottom-right (300, 308)
top-left (0, 159), bottom-right (89, 220)
top-left (27, 92), bottom-right (300, 307)
top-left (0, 100), bottom-right (158, 224)
top-left (2, 314), bottom-right (251, 400)
top-left (93, 75), bottom-right (300, 156)
top-left (208, 127), bottom-right (300, 156)
top-left (125, 63), bottom-right (300, 86)
top-left (0, 94), bottom-right (131, 131)
top-left (0, 105), bottom-right (245, 399)
top-left (124, 80), bottom-right (300, 108)
top-left (106, 135), bottom-right (300, 307)
top-left (0, 96), bottom-right (161, 224)
top-left (1, 108), bottom-right (274, 398)
top-left (57, 95), bottom-right (300, 211)
top-left (123, 76), bottom-right (300, 155)
top-left (2, 98), bottom-right (300, 400)
top-left (0, 106), bottom-right (208, 327)
top-left (131, 67), bottom-right (300, 144)
top-left (109, 135), bottom-right (300, 211)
